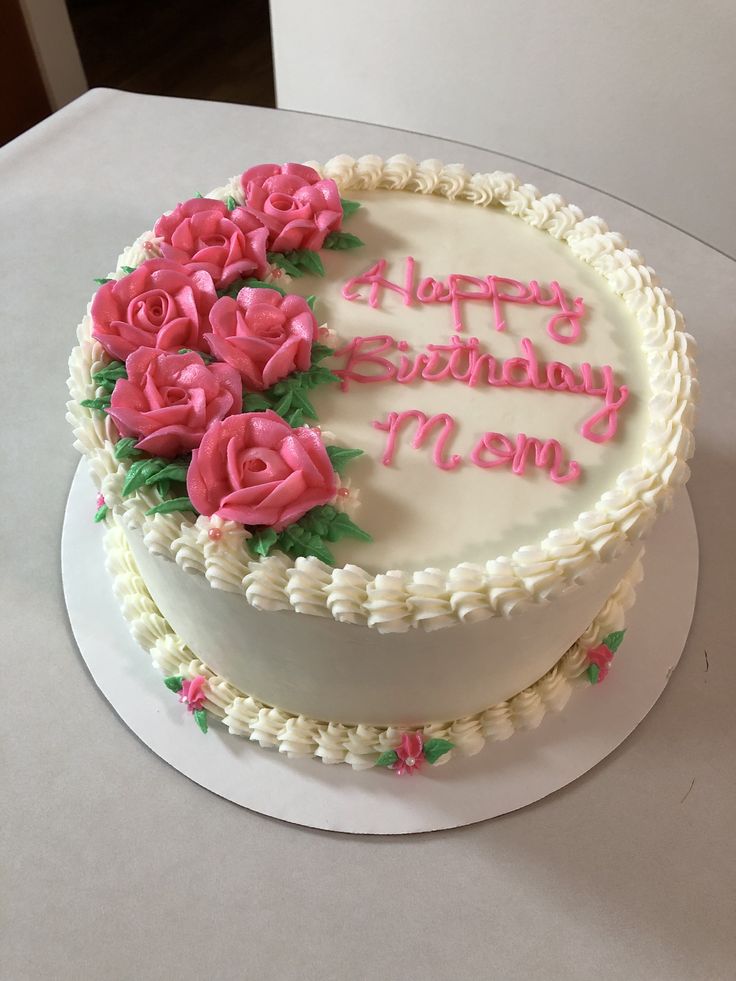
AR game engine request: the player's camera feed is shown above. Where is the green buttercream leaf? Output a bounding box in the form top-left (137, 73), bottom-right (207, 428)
top-left (602, 629), bottom-right (626, 653)
top-left (274, 391), bottom-right (293, 417)
top-left (80, 397), bottom-right (110, 412)
top-left (122, 458), bottom-right (165, 496)
top-left (120, 265), bottom-right (135, 275)
top-left (94, 504), bottom-right (109, 523)
top-left (243, 393), bottom-right (272, 412)
top-left (194, 191), bottom-right (204, 198)
top-left (587, 663), bottom-right (601, 685)
top-left (164, 675), bottom-right (184, 693)
top-left (284, 407), bottom-right (305, 428)
top-left (94, 277), bottom-right (113, 285)
top-left (306, 294), bottom-right (317, 312)
top-left (340, 197), bottom-right (361, 219)
top-left (249, 527), bottom-right (279, 558)
top-left (225, 195), bottom-right (238, 211)
top-left (375, 750), bottom-right (398, 768)
top-left (145, 463), bottom-right (188, 485)
top-left (326, 511), bottom-right (373, 543)
top-left (114, 437), bottom-right (142, 461)
top-left (289, 387), bottom-right (317, 419)
top-left (325, 445), bottom-right (363, 477)
top-left (267, 252), bottom-right (302, 278)
top-left (310, 343), bottom-right (333, 365)
top-left (145, 496), bottom-right (197, 516)
top-left (323, 231), bottom-right (364, 251)
top-left (292, 248), bottom-right (325, 277)
top-left (424, 738), bottom-right (454, 765)
top-left (193, 708), bottom-right (209, 734)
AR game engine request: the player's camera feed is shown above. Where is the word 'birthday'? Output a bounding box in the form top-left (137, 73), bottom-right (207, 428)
top-left (333, 334), bottom-right (628, 444)
top-left (342, 256), bottom-right (586, 343)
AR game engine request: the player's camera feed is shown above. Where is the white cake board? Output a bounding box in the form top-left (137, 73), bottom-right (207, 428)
top-left (62, 460), bottom-right (698, 835)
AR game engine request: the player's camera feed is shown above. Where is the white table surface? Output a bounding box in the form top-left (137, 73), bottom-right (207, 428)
top-left (2, 88), bottom-right (734, 981)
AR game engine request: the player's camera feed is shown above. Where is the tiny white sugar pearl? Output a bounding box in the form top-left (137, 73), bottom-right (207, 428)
top-left (405, 756), bottom-right (416, 766)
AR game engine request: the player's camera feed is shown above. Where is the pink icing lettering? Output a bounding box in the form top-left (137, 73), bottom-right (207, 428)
top-left (373, 410), bottom-right (462, 470)
top-left (470, 432), bottom-right (516, 469)
top-left (511, 434), bottom-right (581, 484)
top-left (333, 335), bottom-right (397, 390)
top-left (342, 258), bottom-right (586, 340)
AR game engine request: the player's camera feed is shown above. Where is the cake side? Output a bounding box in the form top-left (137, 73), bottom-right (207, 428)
top-left (105, 520), bottom-right (643, 769)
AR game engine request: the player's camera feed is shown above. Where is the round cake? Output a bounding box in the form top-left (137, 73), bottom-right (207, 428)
top-left (67, 155), bottom-right (696, 772)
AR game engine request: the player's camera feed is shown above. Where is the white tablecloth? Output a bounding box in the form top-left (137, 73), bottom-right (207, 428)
top-left (2, 89), bottom-right (734, 981)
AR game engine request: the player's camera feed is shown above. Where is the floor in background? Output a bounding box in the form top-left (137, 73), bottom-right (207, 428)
top-left (67, 0), bottom-right (275, 107)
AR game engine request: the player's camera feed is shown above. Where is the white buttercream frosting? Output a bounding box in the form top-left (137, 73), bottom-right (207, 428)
top-left (104, 523), bottom-right (644, 769)
top-left (68, 156), bottom-right (695, 635)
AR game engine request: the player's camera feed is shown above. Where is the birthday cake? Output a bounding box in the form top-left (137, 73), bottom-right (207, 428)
top-left (67, 155), bottom-right (696, 773)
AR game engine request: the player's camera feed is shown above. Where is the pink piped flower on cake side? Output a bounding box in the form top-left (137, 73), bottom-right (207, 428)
top-left (186, 410), bottom-right (337, 531)
top-left (91, 259), bottom-right (217, 361)
top-left (586, 630), bottom-right (626, 684)
top-left (375, 732), bottom-right (454, 774)
top-left (154, 198), bottom-right (269, 288)
top-left (205, 287), bottom-right (317, 391)
top-left (241, 163), bottom-right (343, 253)
top-left (107, 349), bottom-right (242, 458)
top-left (164, 674), bottom-right (209, 733)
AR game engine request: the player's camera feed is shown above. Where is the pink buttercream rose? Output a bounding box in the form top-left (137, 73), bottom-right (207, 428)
top-left (392, 732), bottom-right (425, 776)
top-left (107, 349), bottom-right (242, 458)
top-left (187, 410), bottom-right (337, 530)
top-left (154, 198), bottom-right (269, 288)
top-left (179, 675), bottom-right (207, 712)
top-left (241, 163), bottom-right (343, 252)
top-left (205, 287), bottom-right (316, 391)
top-left (91, 259), bottom-right (216, 361)
top-left (587, 643), bottom-right (615, 683)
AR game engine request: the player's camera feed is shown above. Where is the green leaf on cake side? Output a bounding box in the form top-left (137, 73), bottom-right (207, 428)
top-left (225, 195), bottom-right (238, 211)
top-left (424, 738), bottom-right (454, 765)
top-left (120, 265), bottom-right (136, 276)
top-left (306, 294), bottom-right (317, 313)
top-left (164, 675), bottom-right (184, 693)
top-left (375, 750), bottom-right (398, 768)
top-left (325, 445), bottom-right (364, 477)
top-left (602, 629), bottom-right (626, 653)
top-left (94, 277), bottom-right (113, 285)
top-left (340, 197), bottom-right (361, 219)
top-left (193, 708), bottom-right (209, 734)
top-left (323, 231), bottom-right (364, 251)
top-left (586, 663), bottom-right (601, 685)
top-left (94, 504), bottom-right (109, 523)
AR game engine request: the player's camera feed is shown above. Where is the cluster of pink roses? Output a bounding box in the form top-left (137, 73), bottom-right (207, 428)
top-left (89, 163), bottom-right (344, 531)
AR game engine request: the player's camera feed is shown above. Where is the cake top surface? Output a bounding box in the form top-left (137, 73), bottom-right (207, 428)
top-left (67, 155), bottom-right (696, 630)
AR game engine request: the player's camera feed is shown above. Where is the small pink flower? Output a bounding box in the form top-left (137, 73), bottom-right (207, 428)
top-left (186, 410), bottom-right (337, 531)
top-left (107, 349), bottom-right (242, 458)
top-left (205, 287), bottom-right (316, 391)
top-left (96, 493), bottom-right (106, 508)
top-left (154, 198), bottom-right (269, 289)
top-left (393, 731), bottom-right (425, 776)
top-left (179, 675), bottom-right (207, 712)
top-left (587, 643), bottom-right (614, 683)
top-left (91, 259), bottom-right (217, 361)
top-left (241, 163), bottom-right (343, 253)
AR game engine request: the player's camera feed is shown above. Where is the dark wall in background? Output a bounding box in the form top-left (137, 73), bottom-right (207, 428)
top-left (3, 0), bottom-right (52, 145)
top-left (67, 0), bottom-right (275, 107)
